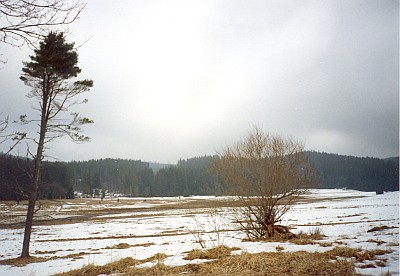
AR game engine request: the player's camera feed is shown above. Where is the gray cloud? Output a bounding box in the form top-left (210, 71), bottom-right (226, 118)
top-left (0, 0), bottom-right (398, 163)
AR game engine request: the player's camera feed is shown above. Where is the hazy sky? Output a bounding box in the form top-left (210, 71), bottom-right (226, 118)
top-left (1, 0), bottom-right (398, 164)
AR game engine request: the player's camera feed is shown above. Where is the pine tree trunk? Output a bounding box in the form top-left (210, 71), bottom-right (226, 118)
top-left (20, 192), bottom-right (36, 257)
top-left (20, 151), bottom-right (42, 257)
top-left (20, 87), bottom-right (48, 258)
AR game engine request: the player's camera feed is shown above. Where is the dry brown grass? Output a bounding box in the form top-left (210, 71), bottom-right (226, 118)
top-left (103, 242), bottom-right (155, 250)
top-left (288, 228), bottom-right (338, 248)
top-left (245, 227), bottom-right (326, 244)
top-left (367, 225), bottom-right (397, 232)
top-left (335, 240), bottom-right (347, 245)
top-left (297, 218), bottom-right (397, 228)
top-left (366, 239), bottom-right (386, 246)
top-left (290, 238), bottom-right (317, 245)
top-left (34, 249), bottom-right (60, 255)
top-left (105, 242), bottom-right (131, 249)
top-left (0, 256), bottom-right (48, 266)
top-left (318, 242), bottom-right (334, 247)
top-left (328, 247), bottom-right (391, 263)
top-left (54, 253), bottom-right (169, 276)
top-left (55, 257), bottom-right (138, 276)
top-left (289, 228), bottom-right (323, 240)
top-left (191, 250), bottom-right (358, 275)
top-left (184, 245), bottom-right (240, 260)
top-left (54, 245), bottom-right (393, 276)
top-left (358, 263), bottom-right (376, 268)
top-left (375, 260), bottom-right (387, 267)
top-left (0, 193), bottom-right (367, 230)
top-left (0, 251), bottom-right (98, 266)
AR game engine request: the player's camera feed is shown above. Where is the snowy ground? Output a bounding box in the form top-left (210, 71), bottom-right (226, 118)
top-left (0, 189), bottom-right (398, 276)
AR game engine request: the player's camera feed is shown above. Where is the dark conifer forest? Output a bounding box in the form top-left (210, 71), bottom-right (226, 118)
top-left (0, 152), bottom-right (398, 200)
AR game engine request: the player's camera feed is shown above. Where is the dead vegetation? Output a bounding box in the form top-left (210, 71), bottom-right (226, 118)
top-left (104, 242), bottom-right (155, 250)
top-left (366, 239), bottom-right (386, 246)
top-left (105, 243), bottom-right (131, 249)
top-left (367, 225), bottom-right (397, 233)
top-left (328, 247), bottom-right (391, 264)
top-left (53, 245), bottom-right (392, 276)
top-left (55, 256), bottom-right (138, 276)
top-left (297, 218), bottom-right (398, 227)
top-left (1, 194), bottom-right (397, 275)
top-left (0, 192), bottom-right (367, 230)
top-left (289, 228), bottom-right (333, 247)
top-left (244, 227), bottom-right (327, 246)
top-left (0, 256), bottom-right (48, 266)
top-left (184, 245), bottom-right (240, 260)
top-left (0, 251), bottom-right (91, 266)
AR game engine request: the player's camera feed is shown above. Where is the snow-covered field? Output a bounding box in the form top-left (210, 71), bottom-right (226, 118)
top-left (0, 189), bottom-right (398, 275)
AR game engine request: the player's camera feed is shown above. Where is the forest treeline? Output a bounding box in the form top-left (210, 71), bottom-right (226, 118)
top-left (0, 152), bottom-right (398, 200)
top-left (0, 156), bottom-right (74, 201)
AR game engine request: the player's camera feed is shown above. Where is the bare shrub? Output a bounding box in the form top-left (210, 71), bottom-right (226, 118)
top-left (212, 126), bottom-right (316, 239)
top-left (188, 209), bottom-right (227, 248)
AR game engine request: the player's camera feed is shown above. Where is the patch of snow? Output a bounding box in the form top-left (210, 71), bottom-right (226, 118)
top-left (0, 189), bottom-right (398, 275)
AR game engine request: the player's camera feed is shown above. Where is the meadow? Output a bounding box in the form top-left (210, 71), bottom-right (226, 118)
top-left (0, 189), bottom-right (398, 275)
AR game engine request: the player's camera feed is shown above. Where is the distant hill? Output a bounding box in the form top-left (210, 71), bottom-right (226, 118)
top-left (1, 153), bottom-right (398, 200)
top-left (384, 156), bottom-right (399, 163)
top-left (306, 151), bottom-right (399, 192)
top-left (149, 162), bottom-right (174, 173)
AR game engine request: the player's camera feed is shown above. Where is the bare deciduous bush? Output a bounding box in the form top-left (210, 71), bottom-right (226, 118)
top-left (188, 209), bottom-right (227, 248)
top-left (212, 126), bottom-right (316, 239)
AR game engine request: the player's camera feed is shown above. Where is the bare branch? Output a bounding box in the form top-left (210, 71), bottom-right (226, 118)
top-left (0, 115), bottom-right (27, 159)
top-left (0, 0), bottom-right (86, 48)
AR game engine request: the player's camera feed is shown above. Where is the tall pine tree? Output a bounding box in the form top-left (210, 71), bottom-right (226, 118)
top-left (19, 32), bottom-right (93, 257)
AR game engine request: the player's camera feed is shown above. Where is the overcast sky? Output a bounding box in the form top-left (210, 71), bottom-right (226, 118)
top-left (1, 0), bottom-right (398, 164)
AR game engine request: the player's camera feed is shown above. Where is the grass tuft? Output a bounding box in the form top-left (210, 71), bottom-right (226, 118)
top-left (367, 225), bottom-right (397, 233)
top-left (105, 242), bottom-right (130, 249)
top-left (0, 256), bottom-right (48, 266)
top-left (55, 257), bottom-right (138, 276)
top-left (290, 228), bottom-right (326, 245)
top-left (328, 247), bottom-right (391, 263)
top-left (184, 245), bottom-right (240, 260)
top-left (366, 239), bottom-right (385, 246)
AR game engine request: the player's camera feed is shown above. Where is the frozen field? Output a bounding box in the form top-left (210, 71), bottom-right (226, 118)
top-left (0, 189), bottom-right (398, 275)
